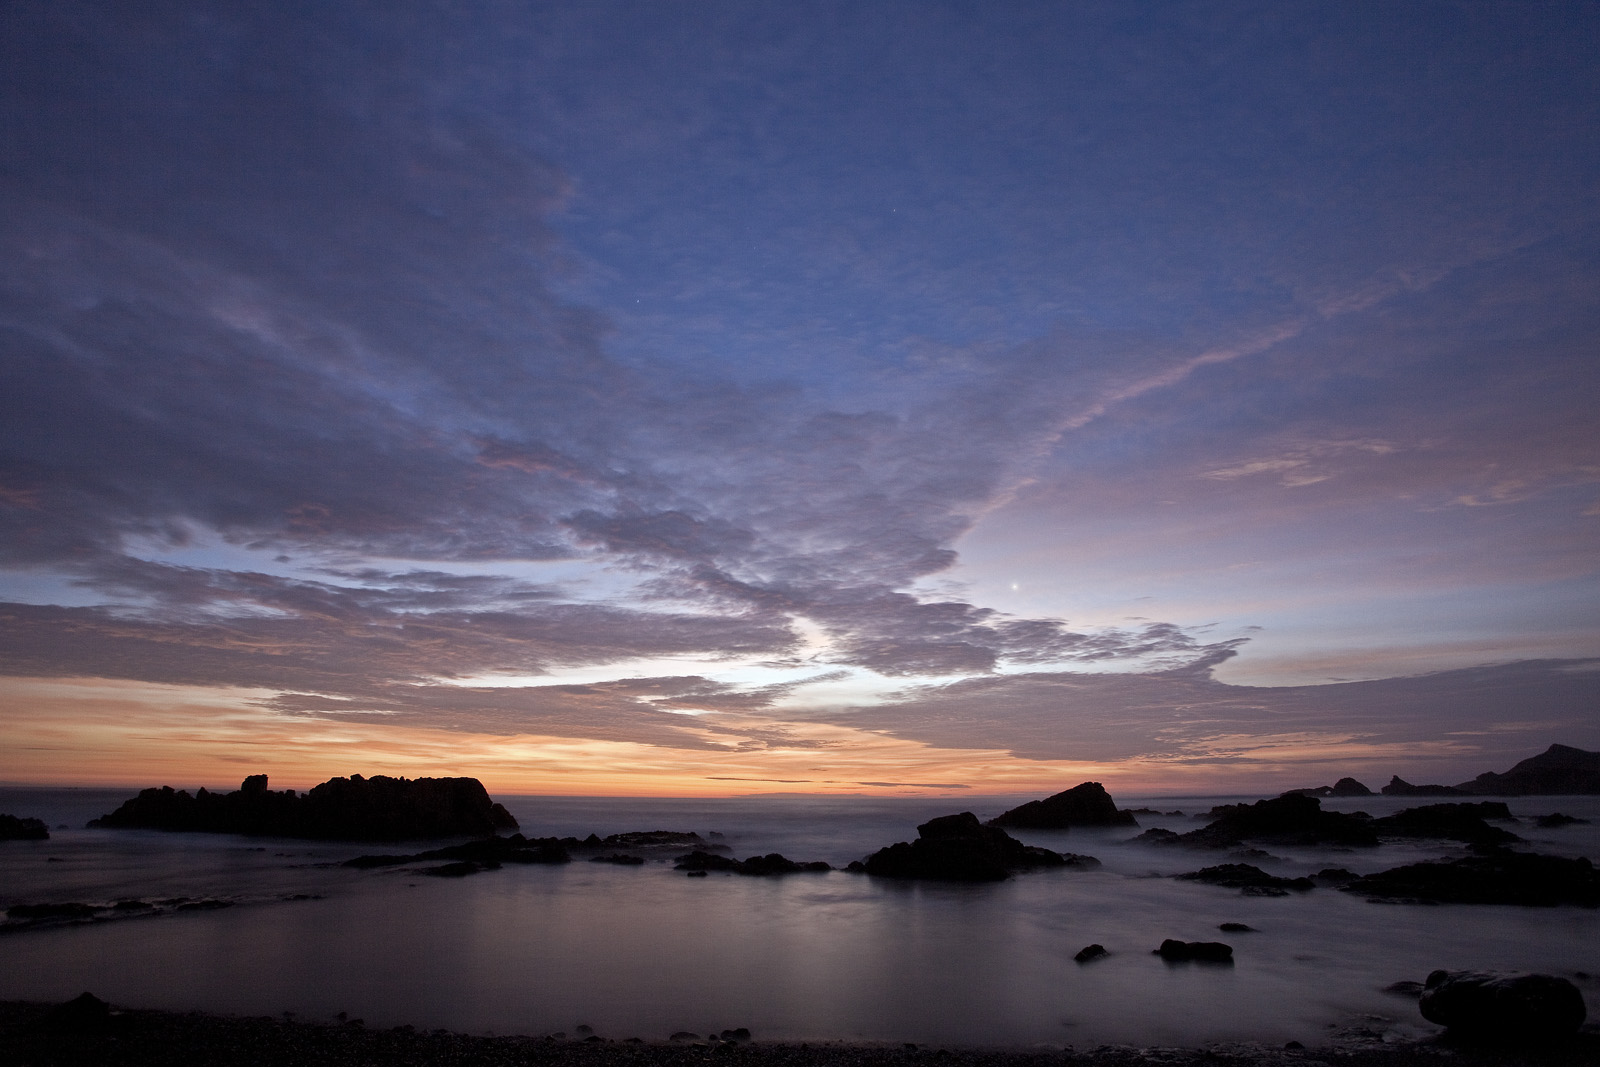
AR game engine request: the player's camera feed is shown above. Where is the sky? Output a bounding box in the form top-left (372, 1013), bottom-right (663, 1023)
top-left (1, 0), bottom-right (1597, 797)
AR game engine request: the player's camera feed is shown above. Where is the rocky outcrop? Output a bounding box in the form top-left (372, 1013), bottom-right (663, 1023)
top-left (1456, 744), bottom-right (1600, 796)
top-left (0, 813), bottom-right (49, 840)
top-left (1343, 851), bottom-right (1600, 906)
top-left (856, 811), bottom-right (1092, 881)
top-left (674, 851), bottom-right (831, 875)
top-left (89, 774), bottom-right (518, 842)
top-left (1155, 939), bottom-right (1233, 962)
top-left (1286, 776), bottom-right (1373, 798)
top-left (1370, 802), bottom-right (1521, 847)
top-left (345, 833), bottom-right (570, 873)
top-left (1176, 863), bottom-right (1313, 894)
top-left (1534, 813), bottom-right (1590, 828)
top-left (988, 782), bottom-right (1138, 830)
top-left (1139, 793), bottom-right (1378, 849)
top-left (1381, 776), bottom-right (1465, 797)
top-left (1073, 944), bottom-right (1108, 963)
top-left (1419, 970), bottom-right (1586, 1039)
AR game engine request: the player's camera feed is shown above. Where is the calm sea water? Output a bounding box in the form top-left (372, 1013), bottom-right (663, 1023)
top-left (1, 788), bottom-right (1597, 1048)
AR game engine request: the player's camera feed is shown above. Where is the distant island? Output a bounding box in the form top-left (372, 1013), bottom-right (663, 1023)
top-left (88, 774), bottom-right (519, 842)
top-left (1289, 743), bottom-right (1600, 798)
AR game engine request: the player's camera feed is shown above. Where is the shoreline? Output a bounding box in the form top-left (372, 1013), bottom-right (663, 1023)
top-left (3, 1000), bottom-right (1598, 1067)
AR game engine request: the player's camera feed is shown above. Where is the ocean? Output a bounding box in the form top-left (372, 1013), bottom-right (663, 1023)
top-left (1, 788), bottom-right (1596, 1048)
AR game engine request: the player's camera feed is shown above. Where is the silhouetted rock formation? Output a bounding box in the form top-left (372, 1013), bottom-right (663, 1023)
top-left (345, 833), bottom-right (570, 872)
top-left (1455, 744), bottom-right (1600, 796)
top-left (1073, 944), bottom-right (1108, 963)
top-left (675, 850), bottom-right (831, 875)
top-left (988, 782), bottom-right (1138, 830)
top-left (1176, 863), bottom-right (1313, 894)
top-left (856, 811), bottom-right (1094, 881)
top-left (1419, 970), bottom-right (1587, 1039)
top-left (1534, 812), bottom-right (1590, 828)
top-left (1286, 776), bottom-right (1372, 798)
top-left (1371, 802), bottom-right (1522, 847)
top-left (1155, 939), bottom-right (1233, 962)
top-left (89, 774), bottom-right (518, 842)
top-left (0, 813), bottom-right (49, 840)
top-left (1381, 776), bottom-right (1464, 797)
top-left (1139, 793), bottom-right (1378, 849)
top-left (1344, 851), bottom-right (1600, 906)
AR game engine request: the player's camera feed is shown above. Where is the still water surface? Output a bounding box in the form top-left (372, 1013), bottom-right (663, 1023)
top-left (1, 790), bottom-right (1596, 1047)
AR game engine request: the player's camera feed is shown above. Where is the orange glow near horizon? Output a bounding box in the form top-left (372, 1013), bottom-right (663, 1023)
top-left (0, 675), bottom-right (1452, 798)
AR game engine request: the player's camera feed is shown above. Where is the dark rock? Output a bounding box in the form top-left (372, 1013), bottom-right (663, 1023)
top-left (346, 834), bottom-right (570, 871)
top-left (675, 850), bottom-right (742, 872)
top-left (1155, 939), bottom-right (1233, 962)
top-left (686, 870), bottom-right (708, 877)
top-left (1344, 850), bottom-right (1600, 906)
top-left (1176, 863), bottom-right (1314, 892)
top-left (1371, 802), bottom-right (1521, 847)
top-left (734, 853), bottom-right (831, 876)
top-left (1384, 980), bottom-right (1425, 998)
top-left (1145, 793), bottom-right (1377, 849)
top-left (1284, 1041), bottom-right (1304, 1050)
top-left (1534, 812), bottom-right (1590, 828)
top-left (1455, 744), bottom-right (1600, 796)
top-left (40, 992), bottom-right (112, 1033)
top-left (989, 782), bottom-right (1138, 830)
top-left (1134, 827), bottom-right (1180, 844)
top-left (1382, 776), bottom-right (1465, 797)
top-left (420, 861), bottom-right (493, 877)
top-left (859, 811), bottom-right (1076, 881)
top-left (590, 853), bottom-right (646, 865)
top-left (1218, 923), bottom-right (1257, 932)
top-left (1073, 944), bottom-right (1109, 963)
top-left (721, 1028), bottom-right (751, 1041)
top-left (1419, 969), bottom-right (1587, 1038)
top-left (89, 774), bottom-right (519, 841)
top-left (1313, 868), bottom-right (1359, 886)
top-left (1330, 777), bottom-right (1374, 797)
top-left (0, 813), bottom-right (49, 840)
top-left (670, 1032), bottom-right (700, 1042)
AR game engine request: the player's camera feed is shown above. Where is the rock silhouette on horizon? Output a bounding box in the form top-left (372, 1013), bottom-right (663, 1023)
top-left (89, 774), bottom-right (519, 842)
top-left (988, 782), bottom-right (1138, 830)
top-left (0, 813), bottom-right (49, 840)
top-left (1454, 743), bottom-right (1600, 795)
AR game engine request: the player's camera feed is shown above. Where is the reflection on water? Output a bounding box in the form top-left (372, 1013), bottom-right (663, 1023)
top-left (0, 790), bottom-right (1596, 1047)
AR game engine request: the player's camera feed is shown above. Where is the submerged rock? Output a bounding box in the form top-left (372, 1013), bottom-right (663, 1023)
top-left (90, 774), bottom-right (519, 842)
top-left (1155, 939), bottom-right (1233, 963)
top-left (859, 811), bottom-right (1085, 882)
top-left (1419, 970), bottom-right (1587, 1039)
top-left (0, 813), bottom-right (49, 840)
top-left (1344, 850), bottom-right (1600, 906)
top-left (988, 782), bottom-right (1138, 830)
top-left (1176, 863), bottom-right (1313, 893)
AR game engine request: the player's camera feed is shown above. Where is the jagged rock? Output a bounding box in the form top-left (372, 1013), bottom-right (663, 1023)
top-left (859, 811), bottom-right (1077, 882)
top-left (0, 813), bottom-right (49, 840)
top-left (1176, 863), bottom-right (1314, 892)
top-left (1344, 851), bottom-right (1600, 906)
top-left (1535, 813), bottom-right (1590, 828)
top-left (1371, 802), bottom-right (1521, 846)
top-left (1382, 776), bottom-right (1464, 797)
top-left (1141, 793), bottom-right (1377, 849)
top-left (988, 782), bottom-right (1138, 830)
top-left (1155, 939), bottom-right (1233, 962)
top-left (90, 774), bottom-right (519, 841)
top-left (1419, 970), bottom-right (1587, 1038)
top-left (1134, 827), bottom-right (1180, 844)
top-left (1074, 944), bottom-right (1109, 963)
top-left (1455, 744), bottom-right (1600, 796)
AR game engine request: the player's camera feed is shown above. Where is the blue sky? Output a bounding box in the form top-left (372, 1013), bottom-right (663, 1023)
top-left (0, 1), bottom-right (1596, 792)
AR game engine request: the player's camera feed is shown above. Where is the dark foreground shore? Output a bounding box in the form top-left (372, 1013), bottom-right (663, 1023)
top-left (3, 1001), bottom-right (1597, 1067)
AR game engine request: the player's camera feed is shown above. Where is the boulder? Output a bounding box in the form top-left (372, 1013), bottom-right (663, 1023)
top-left (0, 813), bottom-right (49, 840)
top-left (1382, 776), bottom-right (1465, 797)
top-left (1143, 793), bottom-right (1377, 849)
top-left (1419, 970), bottom-right (1586, 1039)
top-left (1176, 863), bottom-right (1314, 893)
top-left (989, 782), bottom-right (1138, 830)
top-left (1155, 939), bottom-right (1233, 962)
top-left (859, 811), bottom-right (1078, 882)
top-left (90, 774), bottom-right (519, 841)
top-left (1455, 744), bottom-right (1600, 796)
top-left (1073, 944), bottom-right (1108, 963)
top-left (1343, 851), bottom-right (1600, 906)
top-left (1371, 802), bottom-right (1521, 847)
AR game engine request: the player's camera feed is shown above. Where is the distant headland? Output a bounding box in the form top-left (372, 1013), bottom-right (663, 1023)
top-left (86, 774), bottom-right (519, 842)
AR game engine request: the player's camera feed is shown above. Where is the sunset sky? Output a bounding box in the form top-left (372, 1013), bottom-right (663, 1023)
top-left (2, 1), bottom-right (1597, 796)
